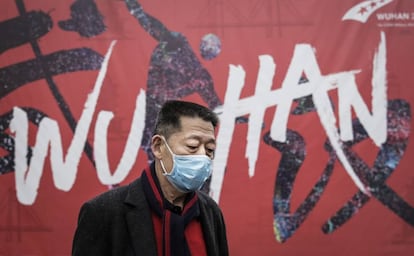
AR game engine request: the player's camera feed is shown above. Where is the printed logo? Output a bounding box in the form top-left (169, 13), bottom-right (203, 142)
top-left (342, 0), bottom-right (393, 23)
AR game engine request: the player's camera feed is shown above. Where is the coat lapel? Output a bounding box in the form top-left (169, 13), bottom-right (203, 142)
top-left (124, 179), bottom-right (158, 256)
top-left (198, 194), bottom-right (216, 256)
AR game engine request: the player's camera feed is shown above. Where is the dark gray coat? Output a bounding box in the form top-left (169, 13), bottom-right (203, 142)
top-left (72, 177), bottom-right (229, 256)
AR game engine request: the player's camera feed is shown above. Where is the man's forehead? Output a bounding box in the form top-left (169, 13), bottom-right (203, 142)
top-left (174, 121), bottom-right (216, 142)
top-left (179, 116), bottom-right (215, 131)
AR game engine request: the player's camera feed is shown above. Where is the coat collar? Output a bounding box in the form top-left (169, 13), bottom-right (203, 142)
top-left (123, 173), bottom-right (219, 256)
top-left (124, 178), bottom-right (158, 255)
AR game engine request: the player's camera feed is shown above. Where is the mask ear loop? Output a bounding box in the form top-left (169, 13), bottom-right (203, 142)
top-left (159, 136), bottom-right (175, 176)
top-left (160, 160), bottom-right (169, 175)
top-left (161, 136), bottom-right (175, 156)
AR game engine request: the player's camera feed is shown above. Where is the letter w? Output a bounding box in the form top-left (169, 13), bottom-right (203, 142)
top-left (10, 41), bottom-right (117, 205)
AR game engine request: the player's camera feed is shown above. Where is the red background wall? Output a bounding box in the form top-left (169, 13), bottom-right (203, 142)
top-left (0, 0), bottom-right (413, 255)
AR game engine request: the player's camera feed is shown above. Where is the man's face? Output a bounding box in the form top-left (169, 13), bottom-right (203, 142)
top-left (161, 116), bottom-right (216, 173)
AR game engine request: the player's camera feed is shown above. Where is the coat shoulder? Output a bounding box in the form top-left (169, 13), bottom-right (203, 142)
top-left (84, 178), bottom-right (142, 211)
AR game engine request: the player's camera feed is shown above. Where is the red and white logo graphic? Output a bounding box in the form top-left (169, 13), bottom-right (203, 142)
top-left (342, 0), bottom-right (393, 23)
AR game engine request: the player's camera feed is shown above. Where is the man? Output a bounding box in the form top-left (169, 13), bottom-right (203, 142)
top-left (72, 100), bottom-right (229, 256)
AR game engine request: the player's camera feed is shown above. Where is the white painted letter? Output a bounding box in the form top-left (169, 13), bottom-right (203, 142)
top-left (94, 89), bottom-right (146, 184)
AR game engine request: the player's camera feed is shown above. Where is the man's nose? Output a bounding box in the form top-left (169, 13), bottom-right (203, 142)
top-left (196, 146), bottom-right (213, 159)
top-left (196, 146), bottom-right (207, 155)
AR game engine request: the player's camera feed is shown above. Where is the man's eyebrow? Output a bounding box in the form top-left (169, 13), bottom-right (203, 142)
top-left (186, 135), bottom-right (216, 144)
top-left (205, 138), bottom-right (217, 146)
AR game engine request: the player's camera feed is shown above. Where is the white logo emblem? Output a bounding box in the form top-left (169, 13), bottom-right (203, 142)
top-left (342, 0), bottom-right (393, 23)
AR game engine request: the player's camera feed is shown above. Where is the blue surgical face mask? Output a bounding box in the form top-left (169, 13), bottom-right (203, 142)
top-left (160, 137), bottom-right (212, 193)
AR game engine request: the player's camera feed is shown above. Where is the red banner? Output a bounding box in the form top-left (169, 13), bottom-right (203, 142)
top-left (1, 0), bottom-right (413, 255)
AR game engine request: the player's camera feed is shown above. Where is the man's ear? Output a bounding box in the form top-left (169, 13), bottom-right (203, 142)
top-left (151, 135), bottom-right (163, 159)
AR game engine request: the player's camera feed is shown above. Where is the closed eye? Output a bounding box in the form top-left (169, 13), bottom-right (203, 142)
top-left (187, 145), bottom-right (198, 151)
top-left (206, 148), bottom-right (215, 159)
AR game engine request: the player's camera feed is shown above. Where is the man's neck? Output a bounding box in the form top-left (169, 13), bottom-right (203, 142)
top-left (155, 164), bottom-right (186, 208)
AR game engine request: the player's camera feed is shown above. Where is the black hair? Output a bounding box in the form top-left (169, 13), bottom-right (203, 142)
top-left (153, 100), bottom-right (219, 138)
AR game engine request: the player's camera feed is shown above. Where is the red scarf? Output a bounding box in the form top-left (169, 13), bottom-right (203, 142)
top-left (141, 165), bottom-right (200, 256)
